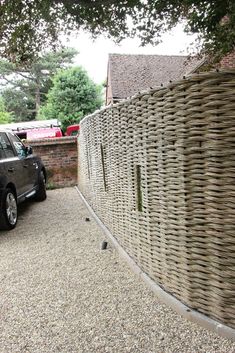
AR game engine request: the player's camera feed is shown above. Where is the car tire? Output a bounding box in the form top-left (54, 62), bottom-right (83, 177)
top-left (0, 188), bottom-right (18, 230)
top-left (35, 171), bottom-right (47, 202)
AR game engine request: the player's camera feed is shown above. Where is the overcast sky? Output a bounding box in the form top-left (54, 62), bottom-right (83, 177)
top-left (63, 24), bottom-right (197, 84)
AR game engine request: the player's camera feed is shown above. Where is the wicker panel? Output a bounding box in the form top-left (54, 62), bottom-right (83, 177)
top-left (78, 70), bottom-right (235, 329)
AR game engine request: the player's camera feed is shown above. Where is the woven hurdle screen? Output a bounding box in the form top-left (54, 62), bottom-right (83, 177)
top-left (78, 70), bottom-right (235, 329)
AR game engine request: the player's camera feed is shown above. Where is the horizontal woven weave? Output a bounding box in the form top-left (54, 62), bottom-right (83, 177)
top-left (78, 70), bottom-right (235, 329)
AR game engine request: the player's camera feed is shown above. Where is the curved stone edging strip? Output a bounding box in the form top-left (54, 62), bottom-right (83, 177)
top-left (77, 70), bottom-right (235, 332)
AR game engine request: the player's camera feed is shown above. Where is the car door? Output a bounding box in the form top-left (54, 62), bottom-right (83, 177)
top-left (0, 132), bottom-right (28, 197)
top-left (7, 132), bottom-right (38, 191)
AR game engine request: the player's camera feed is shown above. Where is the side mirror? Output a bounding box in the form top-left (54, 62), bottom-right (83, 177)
top-left (26, 146), bottom-right (33, 155)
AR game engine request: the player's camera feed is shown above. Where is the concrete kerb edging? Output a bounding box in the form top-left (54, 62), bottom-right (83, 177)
top-left (75, 186), bottom-right (235, 342)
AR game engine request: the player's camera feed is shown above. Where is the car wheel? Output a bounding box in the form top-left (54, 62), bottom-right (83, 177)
top-left (0, 188), bottom-right (18, 230)
top-left (35, 171), bottom-right (47, 202)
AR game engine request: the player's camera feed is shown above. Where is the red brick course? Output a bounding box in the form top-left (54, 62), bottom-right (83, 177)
top-left (220, 49), bottom-right (235, 68)
top-left (28, 136), bottom-right (78, 188)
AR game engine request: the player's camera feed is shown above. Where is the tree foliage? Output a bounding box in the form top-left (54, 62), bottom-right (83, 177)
top-left (0, 48), bottom-right (78, 121)
top-left (1, 88), bottom-right (35, 121)
top-left (39, 67), bottom-right (103, 130)
top-left (0, 96), bottom-right (12, 124)
top-left (0, 1), bottom-right (235, 63)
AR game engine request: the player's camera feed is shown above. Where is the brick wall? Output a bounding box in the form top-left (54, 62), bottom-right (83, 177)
top-left (220, 49), bottom-right (235, 68)
top-left (28, 136), bottom-right (78, 188)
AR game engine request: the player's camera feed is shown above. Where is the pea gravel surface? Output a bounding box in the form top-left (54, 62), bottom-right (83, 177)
top-left (0, 187), bottom-right (234, 353)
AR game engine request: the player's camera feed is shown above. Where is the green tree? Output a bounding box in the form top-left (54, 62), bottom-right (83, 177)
top-left (0, 97), bottom-right (12, 124)
top-left (0, 1), bottom-right (235, 63)
top-left (1, 88), bottom-right (35, 121)
top-left (39, 67), bottom-right (103, 130)
top-left (0, 48), bottom-right (78, 120)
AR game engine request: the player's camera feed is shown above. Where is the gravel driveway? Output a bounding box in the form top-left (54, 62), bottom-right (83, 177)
top-left (0, 187), bottom-right (234, 353)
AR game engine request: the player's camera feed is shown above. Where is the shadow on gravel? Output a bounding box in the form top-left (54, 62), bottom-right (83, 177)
top-left (17, 199), bottom-right (34, 221)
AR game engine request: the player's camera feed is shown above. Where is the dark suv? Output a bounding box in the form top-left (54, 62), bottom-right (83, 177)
top-left (0, 130), bottom-right (46, 230)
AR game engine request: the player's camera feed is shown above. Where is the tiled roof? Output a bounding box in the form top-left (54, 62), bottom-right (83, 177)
top-left (108, 54), bottom-right (202, 100)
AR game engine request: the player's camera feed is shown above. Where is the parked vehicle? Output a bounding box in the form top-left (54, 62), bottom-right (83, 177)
top-left (0, 119), bottom-right (63, 140)
top-left (66, 124), bottom-right (80, 136)
top-left (0, 130), bottom-right (47, 230)
top-left (19, 127), bottom-right (63, 140)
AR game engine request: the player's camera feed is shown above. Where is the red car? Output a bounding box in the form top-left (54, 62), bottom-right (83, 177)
top-left (66, 124), bottom-right (80, 136)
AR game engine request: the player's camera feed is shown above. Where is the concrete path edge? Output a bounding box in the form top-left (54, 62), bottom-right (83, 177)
top-left (75, 186), bottom-right (235, 341)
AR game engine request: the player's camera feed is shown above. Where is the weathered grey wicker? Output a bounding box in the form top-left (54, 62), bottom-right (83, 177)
top-left (78, 70), bottom-right (235, 329)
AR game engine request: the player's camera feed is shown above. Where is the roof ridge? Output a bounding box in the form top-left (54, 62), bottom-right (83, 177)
top-left (108, 53), bottom-right (189, 58)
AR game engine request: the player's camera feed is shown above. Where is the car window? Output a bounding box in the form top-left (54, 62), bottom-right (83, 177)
top-left (8, 133), bottom-right (27, 158)
top-left (69, 130), bottom-right (76, 136)
top-left (0, 141), bottom-right (6, 160)
top-left (0, 133), bottom-right (15, 159)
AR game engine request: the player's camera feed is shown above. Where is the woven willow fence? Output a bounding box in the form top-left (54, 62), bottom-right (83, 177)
top-left (78, 70), bottom-right (235, 329)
